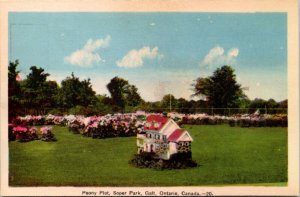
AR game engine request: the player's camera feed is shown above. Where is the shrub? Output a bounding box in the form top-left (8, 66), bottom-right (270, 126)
top-left (228, 119), bottom-right (236, 127)
top-left (29, 127), bottom-right (39, 140)
top-left (240, 119), bottom-right (250, 127)
top-left (129, 152), bottom-right (197, 170)
top-left (12, 126), bottom-right (33, 142)
top-left (40, 126), bottom-right (57, 142)
top-left (8, 124), bottom-right (16, 141)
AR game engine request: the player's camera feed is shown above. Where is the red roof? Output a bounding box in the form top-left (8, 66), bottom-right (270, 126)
top-left (144, 115), bottom-right (168, 131)
top-left (168, 129), bottom-right (186, 142)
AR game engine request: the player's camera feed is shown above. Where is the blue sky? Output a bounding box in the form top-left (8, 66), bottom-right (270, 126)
top-left (9, 13), bottom-right (287, 102)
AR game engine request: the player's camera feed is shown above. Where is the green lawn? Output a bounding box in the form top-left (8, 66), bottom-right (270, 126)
top-left (9, 125), bottom-right (287, 186)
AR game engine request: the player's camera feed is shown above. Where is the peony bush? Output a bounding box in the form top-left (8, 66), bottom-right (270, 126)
top-left (11, 125), bottom-right (56, 142)
top-left (40, 126), bottom-right (57, 141)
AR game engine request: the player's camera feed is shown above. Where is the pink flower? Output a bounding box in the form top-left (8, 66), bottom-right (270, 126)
top-left (29, 127), bottom-right (37, 134)
top-left (12, 126), bottom-right (28, 134)
top-left (40, 126), bottom-right (52, 134)
top-left (91, 121), bottom-right (99, 128)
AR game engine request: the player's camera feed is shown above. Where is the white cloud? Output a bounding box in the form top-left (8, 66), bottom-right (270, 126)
top-left (64, 35), bottom-right (111, 67)
top-left (202, 46), bottom-right (224, 66)
top-left (150, 22), bottom-right (156, 26)
top-left (228, 48), bottom-right (239, 57)
top-left (200, 46), bottom-right (239, 67)
top-left (116, 46), bottom-right (161, 68)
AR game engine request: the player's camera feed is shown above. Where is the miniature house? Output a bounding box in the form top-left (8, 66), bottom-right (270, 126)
top-left (137, 114), bottom-right (193, 160)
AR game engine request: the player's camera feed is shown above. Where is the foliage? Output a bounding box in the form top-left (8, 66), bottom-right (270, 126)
top-left (8, 60), bottom-right (22, 121)
top-left (21, 66), bottom-right (59, 115)
top-left (12, 126), bottom-right (36, 142)
top-left (66, 114), bottom-right (144, 139)
top-left (58, 73), bottom-right (97, 108)
top-left (40, 126), bottom-right (57, 141)
top-left (248, 98), bottom-right (285, 114)
top-left (161, 94), bottom-right (177, 110)
top-left (192, 65), bottom-right (245, 108)
top-left (228, 114), bottom-right (288, 128)
top-left (10, 125), bottom-right (57, 142)
top-left (9, 124), bottom-right (16, 141)
top-left (129, 152), bottom-right (197, 170)
top-left (106, 76), bottom-right (142, 112)
top-left (8, 60), bottom-right (288, 116)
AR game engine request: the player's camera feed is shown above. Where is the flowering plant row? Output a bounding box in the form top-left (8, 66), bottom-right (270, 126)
top-left (67, 114), bottom-right (145, 139)
top-left (228, 114), bottom-right (288, 127)
top-left (13, 111), bottom-right (287, 140)
top-left (9, 125), bottom-right (56, 142)
top-left (173, 113), bottom-right (288, 127)
top-left (15, 115), bottom-right (66, 126)
top-left (12, 113), bottom-right (147, 139)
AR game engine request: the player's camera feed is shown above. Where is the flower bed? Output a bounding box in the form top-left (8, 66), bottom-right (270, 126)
top-left (13, 113), bottom-right (145, 139)
top-left (228, 114), bottom-right (288, 127)
top-left (11, 112), bottom-right (288, 142)
top-left (172, 113), bottom-right (287, 128)
top-left (11, 125), bottom-right (56, 142)
top-left (68, 114), bottom-right (144, 139)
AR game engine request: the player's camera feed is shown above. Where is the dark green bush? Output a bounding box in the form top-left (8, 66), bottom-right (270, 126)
top-left (8, 124), bottom-right (16, 141)
top-left (41, 131), bottom-right (57, 142)
top-left (129, 152), bottom-right (197, 170)
top-left (229, 119), bottom-right (236, 127)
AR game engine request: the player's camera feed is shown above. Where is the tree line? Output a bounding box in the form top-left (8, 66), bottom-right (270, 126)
top-left (8, 60), bottom-right (287, 121)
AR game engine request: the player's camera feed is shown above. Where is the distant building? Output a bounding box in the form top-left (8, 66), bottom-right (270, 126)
top-left (136, 114), bottom-right (193, 160)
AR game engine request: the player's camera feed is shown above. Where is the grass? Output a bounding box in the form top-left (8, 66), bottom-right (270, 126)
top-left (9, 125), bottom-right (287, 186)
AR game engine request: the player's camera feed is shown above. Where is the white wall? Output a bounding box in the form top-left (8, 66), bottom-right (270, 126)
top-left (169, 142), bottom-right (178, 155)
top-left (161, 120), bottom-right (180, 137)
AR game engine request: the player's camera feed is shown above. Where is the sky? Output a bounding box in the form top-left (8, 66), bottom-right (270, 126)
top-left (9, 12), bottom-right (287, 102)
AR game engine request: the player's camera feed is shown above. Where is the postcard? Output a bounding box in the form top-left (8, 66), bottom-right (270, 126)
top-left (0, 0), bottom-right (299, 196)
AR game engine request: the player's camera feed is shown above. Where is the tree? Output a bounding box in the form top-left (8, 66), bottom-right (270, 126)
top-left (161, 94), bottom-right (177, 112)
top-left (106, 76), bottom-right (142, 112)
top-left (22, 66), bottom-right (54, 114)
top-left (42, 80), bottom-right (59, 109)
top-left (58, 73), bottom-right (97, 109)
top-left (266, 98), bottom-right (280, 114)
top-left (126, 85), bottom-right (143, 107)
top-left (25, 66), bottom-right (49, 89)
top-left (279, 99), bottom-right (288, 108)
top-left (192, 65), bottom-right (244, 111)
top-left (248, 98), bottom-right (282, 114)
top-left (8, 60), bottom-right (22, 120)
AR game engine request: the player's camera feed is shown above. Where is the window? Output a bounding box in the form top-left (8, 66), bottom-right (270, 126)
top-left (163, 135), bottom-right (166, 141)
top-left (150, 144), bottom-right (154, 152)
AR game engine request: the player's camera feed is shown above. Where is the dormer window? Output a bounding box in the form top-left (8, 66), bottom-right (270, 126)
top-left (154, 122), bottom-right (160, 128)
top-left (145, 122), bottom-right (151, 128)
